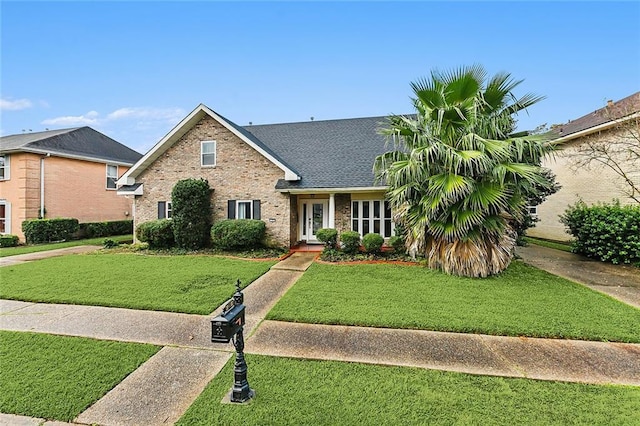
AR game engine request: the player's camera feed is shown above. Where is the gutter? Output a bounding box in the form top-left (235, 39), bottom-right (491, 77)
top-left (552, 111), bottom-right (640, 145)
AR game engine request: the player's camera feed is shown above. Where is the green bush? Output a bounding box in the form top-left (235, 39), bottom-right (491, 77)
top-left (22, 218), bottom-right (79, 244)
top-left (211, 219), bottom-right (266, 250)
top-left (135, 219), bottom-right (175, 249)
top-left (171, 179), bottom-right (212, 250)
top-left (0, 234), bottom-right (19, 247)
top-left (388, 235), bottom-right (405, 253)
top-left (560, 200), bottom-right (640, 265)
top-left (102, 238), bottom-right (119, 249)
top-left (340, 231), bottom-right (361, 254)
top-left (316, 228), bottom-right (338, 249)
top-left (79, 220), bottom-right (133, 238)
top-left (362, 233), bottom-right (384, 253)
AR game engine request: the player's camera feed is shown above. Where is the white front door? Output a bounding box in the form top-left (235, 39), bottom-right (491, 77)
top-left (299, 199), bottom-right (328, 242)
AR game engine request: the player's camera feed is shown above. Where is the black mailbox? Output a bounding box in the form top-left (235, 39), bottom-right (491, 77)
top-left (211, 302), bottom-right (245, 343)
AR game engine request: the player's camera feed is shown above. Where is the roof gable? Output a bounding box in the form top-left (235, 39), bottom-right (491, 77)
top-left (119, 104), bottom-right (300, 185)
top-left (0, 127), bottom-right (142, 165)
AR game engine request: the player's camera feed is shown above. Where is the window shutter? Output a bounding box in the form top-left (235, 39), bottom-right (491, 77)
top-left (158, 201), bottom-right (166, 219)
top-left (228, 200), bottom-right (236, 219)
top-left (253, 200), bottom-right (261, 220)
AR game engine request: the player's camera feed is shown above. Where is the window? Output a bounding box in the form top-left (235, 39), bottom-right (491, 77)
top-left (527, 206), bottom-right (538, 217)
top-left (0, 201), bottom-right (10, 234)
top-left (352, 200), bottom-right (394, 238)
top-left (0, 155), bottom-right (9, 181)
top-left (228, 200), bottom-right (261, 220)
top-left (201, 141), bottom-right (216, 167)
top-left (106, 165), bottom-right (118, 189)
top-left (157, 201), bottom-right (172, 219)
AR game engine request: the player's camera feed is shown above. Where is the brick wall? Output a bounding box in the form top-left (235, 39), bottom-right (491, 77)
top-left (135, 115), bottom-right (291, 247)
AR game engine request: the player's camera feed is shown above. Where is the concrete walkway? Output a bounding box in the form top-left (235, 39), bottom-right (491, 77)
top-left (516, 244), bottom-right (640, 308)
top-left (1, 248), bottom-right (639, 426)
top-left (0, 245), bottom-right (101, 267)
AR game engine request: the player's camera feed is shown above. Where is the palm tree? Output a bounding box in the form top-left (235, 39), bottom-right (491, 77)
top-left (375, 65), bottom-right (554, 277)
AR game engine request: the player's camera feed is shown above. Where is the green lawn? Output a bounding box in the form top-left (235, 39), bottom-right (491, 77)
top-left (0, 235), bottom-right (133, 257)
top-left (1, 253), bottom-right (275, 314)
top-left (523, 236), bottom-right (573, 252)
top-left (267, 261), bottom-right (640, 343)
top-left (0, 331), bottom-right (159, 422)
top-left (178, 354), bottom-right (640, 425)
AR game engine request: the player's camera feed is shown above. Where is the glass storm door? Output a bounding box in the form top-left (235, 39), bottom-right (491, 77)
top-left (300, 200), bottom-right (328, 242)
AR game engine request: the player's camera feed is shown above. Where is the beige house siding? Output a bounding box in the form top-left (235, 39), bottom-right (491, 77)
top-left (134, 115), bottom-right (291, 247)
top-left (529, 125), bottom-right (639, 241)
top-left (0, 152), bottom-right (132, 241)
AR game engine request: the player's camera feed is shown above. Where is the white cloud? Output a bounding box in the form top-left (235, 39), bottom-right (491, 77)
top-left (1, 98), bottom-right (33, 111)
top-left (41, 110), bottom-right (99, 126)
top-left (106, 107), bottom-right (185, 122)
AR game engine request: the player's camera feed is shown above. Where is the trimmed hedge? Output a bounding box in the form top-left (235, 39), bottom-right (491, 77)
top-left (362, 233), bottom-right (384, 253)
top-left (171, 178), bottom-right (212, 250)
top-left (0, 234), bottom-right (19, 247)
top-left (340, 231), bottom-right (361, 254)
top-left (211, 219), bottom-right (266, 250)
top-left (79, 220), bottom-right (133, 238)
top-left (316, 228), bottom-right (338, 249)
top-left (135, 219), bottom-right (175, 249)
top-left (560, 200), bottom-right (640, 265)
top-left (22, 218), bottom-right (79, 244)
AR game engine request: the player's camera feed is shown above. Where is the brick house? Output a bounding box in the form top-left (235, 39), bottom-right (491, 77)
top-left (118, 104), bottom-right (395, 247)
top-left (528, 92), bottom-right (640, 241)
top-left (0, 127), bottom-right (142, 241)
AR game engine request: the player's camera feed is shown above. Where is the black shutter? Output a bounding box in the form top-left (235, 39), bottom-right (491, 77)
top-left (253, 200), bottom-right (261, 220)
top-left (228, 200), bottom-right (236, 219)
top-left (158, 201), bottom-right (166, 219)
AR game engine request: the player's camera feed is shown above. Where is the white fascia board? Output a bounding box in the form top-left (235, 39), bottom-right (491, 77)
top-left (278, 186), bottom-right (388, 194)
top-left (551, 111), bottom-right (640, 145)
top-left (117, 184), bottom-right (143, 196)
top-left (1, 148), bottom-right (135, 167)
top-left (200, 105), bottom-right (301, 181)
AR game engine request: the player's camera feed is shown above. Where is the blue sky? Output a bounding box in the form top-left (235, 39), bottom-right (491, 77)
top-left (2, 1), bottom-right (639, 154)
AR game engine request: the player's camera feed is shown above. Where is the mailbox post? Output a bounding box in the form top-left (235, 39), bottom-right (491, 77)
top-left (211, 280), bottom-right (254, 403)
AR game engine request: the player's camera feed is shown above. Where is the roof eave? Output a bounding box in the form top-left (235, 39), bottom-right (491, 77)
top-left (551, 111), bottom-right (640, 145)
top-left (0, 147), bottom-right (135, 166)
top-left (277, 186), bottom-right (388, 194)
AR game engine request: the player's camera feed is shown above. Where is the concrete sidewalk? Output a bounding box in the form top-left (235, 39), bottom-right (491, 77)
top-left (0, 245), bottom-right (101, 267)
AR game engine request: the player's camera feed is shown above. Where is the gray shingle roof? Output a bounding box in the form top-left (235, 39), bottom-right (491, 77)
top-left (0, 127), bottom-right (142, 164)
top-left (244, 116), bottom-right (393, 190)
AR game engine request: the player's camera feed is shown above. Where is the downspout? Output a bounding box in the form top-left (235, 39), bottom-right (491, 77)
top-left (40, 154), bottom-right (49, 218)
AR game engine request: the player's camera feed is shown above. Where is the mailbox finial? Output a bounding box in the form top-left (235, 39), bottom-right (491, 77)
top-left (234, 280), bottom-right (243, 305)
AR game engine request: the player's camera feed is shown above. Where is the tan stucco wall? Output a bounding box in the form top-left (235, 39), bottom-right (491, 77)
top-left (0, 152), bottom-right (132, 241)
top-left (529, 126), bottom-right (639, 241)
top-left (134, 115), bottom-right (291, 247)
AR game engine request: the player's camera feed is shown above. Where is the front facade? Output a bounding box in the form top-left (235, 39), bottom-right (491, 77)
top-left (528, 92), bottom-right (640, 241)
top-left (119, 105), bottom-right (394, 247)
top-left (0, 127), bottom-right (142, 241)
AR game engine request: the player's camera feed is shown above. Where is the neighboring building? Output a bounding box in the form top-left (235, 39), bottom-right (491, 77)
top-left (528, 92), bottom-right (640, 241)
top-left (0, 127), bottom-right (142, 241)
top-left (118, 104), bottom-right (395, 247)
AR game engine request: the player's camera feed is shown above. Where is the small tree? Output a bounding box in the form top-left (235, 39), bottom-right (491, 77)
top-left (171, 178), bottom-right (212, 250)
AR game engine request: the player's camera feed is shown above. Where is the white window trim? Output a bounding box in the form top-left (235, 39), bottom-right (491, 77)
top-left (236, 200), bottom-right (253, 219)
top-left (0, 200), bottom-right (11, 234)
top-left (351, 199), bottom-right (394, 238)
top-left (527, 206), bottom-right (538, 217)
top-left (201, 140), bottom-right (217, 167)
top-left (106, 164), bottom-right (118, 190)
top-left (0, 154), bottom-right (10, 181)
top-left (166, 201), bottom-right (172, 219)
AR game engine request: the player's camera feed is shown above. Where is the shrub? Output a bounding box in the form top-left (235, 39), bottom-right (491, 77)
top-left (340, 231), bottom-right (361, 254)
top-left (102, 238), bottom-right (119, 249)
top-left (560, 200), bottom-right (640, 265)
top-left (388, 235), bottom-right (405, 253)
top-left (171, 179), bottom-right (212, 250)
top-left (0, 234), bottom-right (19, 247)
top-left (135, 219), bottom-right (175, 249)
top-left (79, 220), bottom-right (133, 238)
top-left (316, 228), bottom-right (338, 249)
top-left (211, 219), bottom-right (266, 250)
top-left (22, 218), bottom-right (79, 244)
top-left (362, 233), bottom-right (384, 253)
